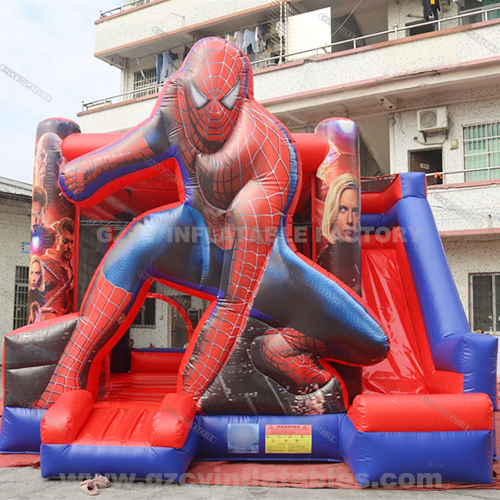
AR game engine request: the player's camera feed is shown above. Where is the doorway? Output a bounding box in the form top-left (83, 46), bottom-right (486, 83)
top-left (409, 149), bottom-right (443, 186)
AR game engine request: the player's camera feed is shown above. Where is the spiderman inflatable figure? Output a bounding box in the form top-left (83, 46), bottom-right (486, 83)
top-left (33, 38), bottom-right (388, 414)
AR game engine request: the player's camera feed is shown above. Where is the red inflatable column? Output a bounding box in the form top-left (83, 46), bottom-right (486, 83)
top-left (314, 118), bottom-right (363, 401)
top-left (29, 118), bottom-right (81, 324)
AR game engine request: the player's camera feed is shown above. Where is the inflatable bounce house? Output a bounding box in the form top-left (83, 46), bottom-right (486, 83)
top-left (1, 38), bottom-right (497, 486)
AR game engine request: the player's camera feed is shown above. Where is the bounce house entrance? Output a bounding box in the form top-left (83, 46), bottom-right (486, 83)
top-left (97, 289), bottom-right (210, 405)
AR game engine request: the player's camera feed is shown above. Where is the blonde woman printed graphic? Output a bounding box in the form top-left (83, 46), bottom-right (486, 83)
top-left (317, 173), bottom-right (361, 293)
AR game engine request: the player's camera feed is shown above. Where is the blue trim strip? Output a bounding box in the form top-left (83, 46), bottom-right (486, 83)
top-left (195, 414), bottom-right (342, 461)
top-left (400, 172), bottom-right (427, 199)
top-left (361, 204), bottom-right (398, 232)
top-left (340, 416), bottom-right (494, 486)
top-left (396, 191), bottom-right (498, 408)
top-left (40, 429), bottom-right (199, 480)
top-left (0, 406), bottom-right (45, 453)
top-left (396, 196), bottom-right (470, 347)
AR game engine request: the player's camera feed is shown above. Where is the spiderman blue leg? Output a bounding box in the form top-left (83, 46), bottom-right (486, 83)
top-left (34, 204), bottom-right (208, 408)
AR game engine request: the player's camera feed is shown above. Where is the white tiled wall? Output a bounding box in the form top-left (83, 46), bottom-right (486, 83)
top-left (0, 200), bottom-right (31, 360)
top-left (442, 237), bottom-right (500, 378)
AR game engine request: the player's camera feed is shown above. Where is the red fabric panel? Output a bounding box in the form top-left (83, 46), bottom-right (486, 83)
top-left (99, 373), bottom-right (178, 404)
top-left (80, 169), bottom-right (180, 222)
top-left (360, 192), bottom-right (382, 214)
top-left (361, 176), bottom-right (402, 214)
top-left (41, 390), bottom-right (94, 444)
top-left (295, 172), bottom-right (312, 216)
top-left (361, 231), bottom-right (463, 395)
top-left (151, 393), bottom-right (196, 448)
top-left (0, 454), bottom-right (40, 469)
top-left (130, 351), bottom-right (185, 374)
top-left (349, 393), bottom-right (494, 432)
top-left (74, 403), bottom-right (158, 446)
top-left (361, 239), bottom-right (428, 395)
top-left (293, 133), bottom-right (329, 174)
top-left (391, 236), bottom-right (463, 394)
top-left (62, 133), bottom-right (123, 162)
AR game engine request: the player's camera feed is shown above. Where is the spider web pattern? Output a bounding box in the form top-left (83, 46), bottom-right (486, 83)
top-left (186, 44), bottom-right (242, 147)
top-left (252, 329), bottom-right (332, 393)
top-left (181, 102), bottom-right (295, 403)
top-left (39, 38), bottom-right (299, 409)
top-left (61, 130), bottom-right (154, 196)
top-left (33, 274), bottom-right (132, 408)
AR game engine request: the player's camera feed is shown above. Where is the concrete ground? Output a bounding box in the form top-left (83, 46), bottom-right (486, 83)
top-left (1, 372), bottom-right (498, 499)
top-left (1, 467), bottom-right (500, 500)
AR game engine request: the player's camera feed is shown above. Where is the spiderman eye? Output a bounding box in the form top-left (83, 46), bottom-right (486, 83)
top-left (190, 82), bottom-right (209, 109)
top-left (220, 79), bottom-right (240, 110)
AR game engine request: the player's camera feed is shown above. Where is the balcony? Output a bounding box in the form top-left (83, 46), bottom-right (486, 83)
top-left (79, 8), bottom-right (500, 178)
top-left (253, 14), bottom-right (500, 108)
top-left (427, 174), bottom-right (500, 235)
top-left (94, 0), bottom-right (275, 67)
top-left (83, 4), bottom-right (500, 111)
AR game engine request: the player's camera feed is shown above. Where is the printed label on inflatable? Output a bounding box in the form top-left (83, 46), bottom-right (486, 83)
top-left (265, 424), bottom-right (312, 454)
top-left (227, 423), bottom-right (259, 454)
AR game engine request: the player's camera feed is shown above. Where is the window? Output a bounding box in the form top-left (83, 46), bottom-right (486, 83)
top-left (13, 266), bottom-right (29, 330)
top-left (483, 0), bottom-right (500, 19)
top-left (133, 68), bottom-right (157, 98)
top-left (460, 1), bottom-right (500, 24)
top-left (469, 273), bottom-right (500, 334)
top-left (406, 20), bottom-right (435, 37)
top-left (132, 297), bottom-right (156, 327)
top-left (463, 123), bottom-right (500, 181)
top-left (132, 283), bottom-right (156, 328)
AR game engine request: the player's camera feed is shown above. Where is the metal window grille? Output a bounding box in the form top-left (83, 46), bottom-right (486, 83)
top-left (13, 266), bottom-right (29, 330)
top-left (463, 123), bottom-right (500, 182)
top-left (469, 273), bottom-right (499, 334)
top-left (133, 68), bottom-right (158, 98)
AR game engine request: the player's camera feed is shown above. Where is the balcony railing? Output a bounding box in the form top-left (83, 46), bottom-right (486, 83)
top-left (249, 4), bottom-right (500, 67)
top-left (84, 4), bottom-right (500, 111)
top-left (81, 84), bottom-right (164, 111)
top-left (100, 0), bottom-right (154, 18)
top-left (425, 167), bottom-right (500, 184)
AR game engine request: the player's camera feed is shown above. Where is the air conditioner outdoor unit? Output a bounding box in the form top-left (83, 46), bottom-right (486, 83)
top-left (417, 107), bottom-right (448, 132)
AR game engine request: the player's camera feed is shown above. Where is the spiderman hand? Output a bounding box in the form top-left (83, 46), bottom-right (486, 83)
top-left (60, 156), bottom-right (103, 196)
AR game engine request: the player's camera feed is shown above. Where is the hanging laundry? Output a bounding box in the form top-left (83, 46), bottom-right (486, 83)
top-left (430, 0), bottom-right (441, 20)
top-left (243, 29), bottom-right (259, 54)
top-left (256, 24), bottom-right (270, 46)
top-left (423, 0), bottom-right (440, 21)
top-left (234, 31), bottom-right (244, 50)
top-left (157, 52), bottom-right (175, 84)
top-left (156, 53), bottom-right (163, 84)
